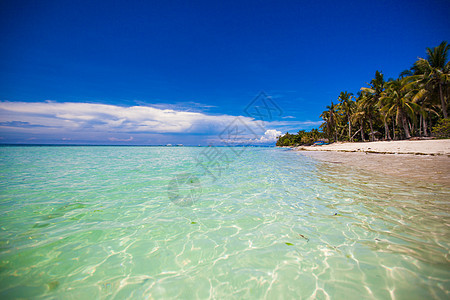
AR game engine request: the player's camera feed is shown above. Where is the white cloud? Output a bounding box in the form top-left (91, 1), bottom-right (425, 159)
top-left (0, 101), bottom-right (256, 134)
top-left (0, 101), bottom-right (273, 143)
top-left (256, 129), bottom-right (282, 143)
top-left (0, 101), bottom-right (319, 144)
top-left (220, 129), bottom-right (282, 145)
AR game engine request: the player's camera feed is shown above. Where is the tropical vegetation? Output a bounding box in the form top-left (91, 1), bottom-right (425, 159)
top-left (276, 41), bottom-right (450, 147)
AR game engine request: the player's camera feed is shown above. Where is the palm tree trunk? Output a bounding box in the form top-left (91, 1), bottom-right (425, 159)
top-left (423, 116), bottom-right (428, 136)
top-left (384, 119), bottom-right (391, 140)
top-left (440, 82), bottom-right (448, 118)
top-left (360, 123), bottom-right (364, 141)
top-left (401, 112), bottom-right (411, 139)
top-left (368, 117), bottom-right (374, 142)
top-left (348, 114), bottom-right (352, 141)
top-left (351, 127), bottom-right (361, 140)
top-left (392, 118), bottom-right (396, 140)
top-left (419, 114), bottom-right (422, 136)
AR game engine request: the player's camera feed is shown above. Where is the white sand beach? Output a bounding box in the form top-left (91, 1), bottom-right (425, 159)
top-left (296, 139), bottom-right (450, 155)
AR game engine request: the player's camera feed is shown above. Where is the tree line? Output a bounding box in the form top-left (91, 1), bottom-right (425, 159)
top-left (277, 41), bottom-right (450, 147)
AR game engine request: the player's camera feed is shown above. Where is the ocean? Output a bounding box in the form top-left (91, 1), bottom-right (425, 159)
top-left (0, 146), bottom-right (449, 299)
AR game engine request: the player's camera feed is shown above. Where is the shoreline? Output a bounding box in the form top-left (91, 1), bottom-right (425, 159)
top-left (292, 140), bottom-right (450, 186)
top-left (294, 139), bottom-right (450, 156)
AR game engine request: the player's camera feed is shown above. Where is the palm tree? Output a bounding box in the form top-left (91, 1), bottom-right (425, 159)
top-left (380, 78), bottom-right (420, 139)
top-left (319, 110), bottom-right (332, 140)
top-left (338, 91), bottom-right (355, 141)
top-left (320, 101), bottom-right (339, 141)
top-left (351, 93), bottom-right (368, 141)
top-left (361, 71), bottom-right (385, 141)
top-left (405, 77), bottom-right (440, 136)
top-left (378, 96), bottom-right (392, 140)
top-left (413, 41), bottom-right (450, 118)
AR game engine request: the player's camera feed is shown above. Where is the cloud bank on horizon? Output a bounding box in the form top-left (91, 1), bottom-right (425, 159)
top-left (0, 101), bottom-right (322, 145)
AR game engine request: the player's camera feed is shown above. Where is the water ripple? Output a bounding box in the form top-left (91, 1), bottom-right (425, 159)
top-left (0, 146), bottom-right (449, 299)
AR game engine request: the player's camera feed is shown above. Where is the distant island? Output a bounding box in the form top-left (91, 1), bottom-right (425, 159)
top-left (276, 41), bottom-right (450, 147)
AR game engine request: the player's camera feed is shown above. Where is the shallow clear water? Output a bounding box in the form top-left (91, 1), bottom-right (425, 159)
top-left (0, 146), bottom-right (449, 299)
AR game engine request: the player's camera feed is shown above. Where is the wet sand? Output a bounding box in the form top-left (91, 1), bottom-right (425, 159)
top-left (300, 151), bottom-right (450, 187)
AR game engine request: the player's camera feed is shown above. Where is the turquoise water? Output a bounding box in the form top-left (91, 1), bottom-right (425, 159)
top-left (0, 146), bottom-right (449, 299)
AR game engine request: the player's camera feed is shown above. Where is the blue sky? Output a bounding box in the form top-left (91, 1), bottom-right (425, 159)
top-left (0, 0), bottom-right (449, 145)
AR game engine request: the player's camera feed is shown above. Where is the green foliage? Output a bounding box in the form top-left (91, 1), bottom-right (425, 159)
top-left (276, 129), bottom-right (325, 147)
top-left (432, 118), bottom-right (450, 138)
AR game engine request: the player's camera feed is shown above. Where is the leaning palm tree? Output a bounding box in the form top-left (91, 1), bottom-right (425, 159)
top-left (351, 93), bottom-right (368, 141)
top-left (361, 71), bottom-right (385, 141)
top-left (320, 101), bottom-right (340, 142)
top-left (413, 41), bottom-right (450, 118)
top-left (338, 91), bottom-right (355, 141)
top-left (405, 77), bottom-right (440, 136)
top-left (319, 110), bottom-right (331, 139)
top-left (381, 78), bottom-right (420, 139)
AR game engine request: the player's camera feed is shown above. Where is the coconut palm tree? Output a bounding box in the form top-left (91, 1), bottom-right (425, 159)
top-left (338, 91), bottom-right (355, 141)
top-left (381, 78), bottom-right (420, 139)
top-left (320, 101), bottom-right (339, 141)
top-left (404, 77), bottom-right (440, 136)
top-left (413, 41), bottom-right (450, 118)
top-left (351, 93), bottom-right (368, 141)
top-left (361, 71), bottom-right (385, 141)
top-left (378, 96), bottom-right (392, 140)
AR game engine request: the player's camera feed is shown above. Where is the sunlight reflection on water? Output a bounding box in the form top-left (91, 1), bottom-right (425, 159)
top-left (0, 146), bottom-right (449, 299)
